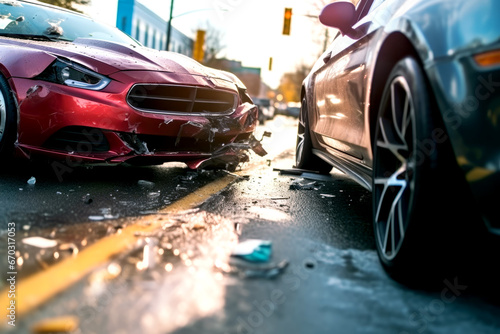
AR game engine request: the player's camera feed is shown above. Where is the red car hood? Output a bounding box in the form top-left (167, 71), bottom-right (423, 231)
top-left (0, 37), bottom-right (241, 86)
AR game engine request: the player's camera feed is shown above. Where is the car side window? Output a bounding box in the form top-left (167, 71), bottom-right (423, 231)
top-left (367, 0), bottom-right (386, 15)
top-left (355, 0), bottom-right (374, 21)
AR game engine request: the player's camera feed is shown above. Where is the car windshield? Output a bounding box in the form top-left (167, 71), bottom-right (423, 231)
top-left (0, 0), bottom-right (138, 44)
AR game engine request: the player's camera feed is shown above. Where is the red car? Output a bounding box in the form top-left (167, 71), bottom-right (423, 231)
top-left (0, 0), bottom-right (260, 176)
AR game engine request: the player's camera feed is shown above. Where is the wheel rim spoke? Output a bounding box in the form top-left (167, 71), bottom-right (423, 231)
top-left (0, 93), bottom-right (7, 142)
top-left (296, 102), bottom-right (307, 165)
top-left (296, 132), bottom-right (305, 163)
top-left (374, 76), bottom-right (415, 260)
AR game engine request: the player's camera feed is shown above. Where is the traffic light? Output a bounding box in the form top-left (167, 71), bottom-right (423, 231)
top-left (193, 29), bottom-right (205, 63)
top-left (283, 8), bottom-right (292, 35)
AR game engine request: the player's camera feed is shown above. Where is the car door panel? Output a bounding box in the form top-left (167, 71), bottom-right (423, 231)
top-left (311, 0), bottom-right (383, 161)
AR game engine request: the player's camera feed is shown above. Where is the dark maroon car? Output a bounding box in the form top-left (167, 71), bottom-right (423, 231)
top-left (0, 0), bottom-right (261, 175)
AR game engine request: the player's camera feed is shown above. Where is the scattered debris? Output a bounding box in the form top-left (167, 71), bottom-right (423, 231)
top-left (234, 223), bottom-right (242, 235)
top-left (82, 194), bottom-right (93, 204)
top-left (198, 134), bottom-right (269, 171)
top-left (88, 208), bottom-right (119, 221)
top-left (180, 172), bottom-right (198, 182)
top-left (32, 316), bottom-right (79, 333)
top-left (289, 179), bottom-right (317, 190)
top-left (59, 243), bottom-right (79, 256)
top-left (273, 168), bottom-right (319, 176)
top-left (259, 131), bottom-right (272, 141)
top-left (231, 239), bottom-right (272, 263)
top-left (320, 194), bottom-right (336, 198)
top-left (22, 237), bottom-right (57, 248)
top-left (27, 176), bottom-right (36, 185)
top-left (274, 168), bottom-right (333, 182)
top-left (138, 180), bottom-right (155, 188)
top-left (136, 238), bottom-right (159, 271)
top-left (301, 172), bottom-right (333, 182)
top-left (191, 221), bottom-right (207, 231)
top-left (216, 258), bottom-right (289, 279)
top-left (147, 191), bottom-right (161, 199)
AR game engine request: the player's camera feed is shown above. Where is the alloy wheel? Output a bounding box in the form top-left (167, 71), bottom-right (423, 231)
top-left (0, 90), bottom-right (6, 143)
top-left (373, 76), bottom-right (417, 261)
top-left (296, 111), bottom-right (306, 166)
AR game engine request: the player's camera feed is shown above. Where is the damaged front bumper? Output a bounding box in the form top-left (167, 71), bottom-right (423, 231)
top-left (10, 71), bottom-right (264, 170)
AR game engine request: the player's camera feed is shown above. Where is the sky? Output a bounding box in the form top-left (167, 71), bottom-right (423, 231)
top-left (85, 0), bottom-right (330, 89)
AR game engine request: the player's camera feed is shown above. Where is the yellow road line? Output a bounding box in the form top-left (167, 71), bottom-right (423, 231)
top-left (1, 173), bottom-right (238, 322)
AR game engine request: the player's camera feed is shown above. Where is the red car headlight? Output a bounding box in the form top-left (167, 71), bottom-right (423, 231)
top-left (35, 58), bottom-right (111, 91)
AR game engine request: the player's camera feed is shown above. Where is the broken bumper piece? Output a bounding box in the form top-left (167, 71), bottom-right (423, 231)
top-left (15, 108), bottom-right (264, 171)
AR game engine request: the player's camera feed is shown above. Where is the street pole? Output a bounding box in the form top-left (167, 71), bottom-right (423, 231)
top-left (165, 0), bottom-right (174, 51)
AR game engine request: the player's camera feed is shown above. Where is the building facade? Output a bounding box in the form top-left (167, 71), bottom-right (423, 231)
top-left (116, 0), bottom-right (193, 56)
top-left (206, 58), bottom-right (262, 97)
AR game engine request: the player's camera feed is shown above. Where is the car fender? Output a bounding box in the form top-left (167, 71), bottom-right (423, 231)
top-left (0, 45), bottom-right (56, 79)
top-left (384, 0), bottom-right (500, 63)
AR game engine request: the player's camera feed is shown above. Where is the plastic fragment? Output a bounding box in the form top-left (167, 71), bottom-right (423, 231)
top-left (289, 179), bottom-right (317, 190)
top-left (82, 194), bottom-right (93, 204)
top-left (138, 180), bottom-right (155, 188)
top-left (217, 258), bottom-right (289, 279)
top-left (240, 260), bottom-right (289, 279)
top-left (27, 176), bottom-right (36, 185)
top-left (159, 118), bottom-right (173, 128)
top-left (137, 238), bottom-right (158, 271)
top-left (274, 167), bottom-right (319, 175)
top-left (231, 239), bottom-right (272, 263)
top-left (175, 121), bottom-right (205, 146)
top-left (301, 172), bottom-right (333, 182)
top-left (274, 168), bottom-right (333, 182)
top-left (148, 191), bottom-right (161, 198)
top-left (59, 243), bottom-right (79, 256)
top-left (89, 208), bottom-right (118, 221)
top-left (180, 172), bottom-right (198, 182)
top-left (22, 237), bottom-right (57, 248)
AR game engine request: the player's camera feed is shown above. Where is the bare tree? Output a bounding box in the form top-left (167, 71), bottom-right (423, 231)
top-left (278, 63), bottom-right (311, 102)
top-left (204, 24), bottom-right (226, 64)
top-left (39, 0), bottom-right (91, 13)
top-left (276, 1), bottom-right (334, 102)
top-left (306, 0), bottom-right (338, 56)
top-left (192, 21), bottom-right (226, 66)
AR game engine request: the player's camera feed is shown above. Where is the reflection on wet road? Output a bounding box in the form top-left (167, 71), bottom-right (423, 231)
top-left (1, 116), bottom-right (499, 334)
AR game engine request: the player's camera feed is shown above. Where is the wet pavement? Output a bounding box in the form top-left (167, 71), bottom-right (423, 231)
top-left (1, 116), bottom-right (500, 334)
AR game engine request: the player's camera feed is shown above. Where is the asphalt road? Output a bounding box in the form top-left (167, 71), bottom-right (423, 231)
top-left (1, 116), bottom-right (499, 334)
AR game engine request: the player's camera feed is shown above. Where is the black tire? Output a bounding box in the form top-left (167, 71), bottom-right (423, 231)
top-left (372, 57), bottom-right (467, 282)
top-left (0, 75), bottom-right (17, 159)
top-left (295, 97), bottom-right (332, 174)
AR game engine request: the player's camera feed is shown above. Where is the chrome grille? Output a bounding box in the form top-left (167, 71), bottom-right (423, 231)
top-left (127, 84), bottom-right (237, 115)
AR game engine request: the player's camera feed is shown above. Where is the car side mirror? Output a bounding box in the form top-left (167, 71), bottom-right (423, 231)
top-left (319, 2), bottom-right (356, 36)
